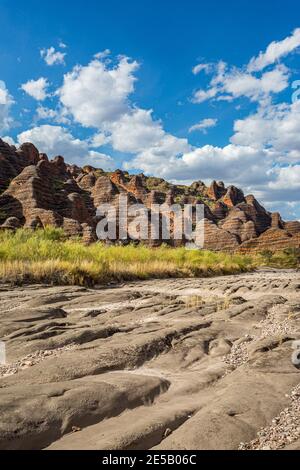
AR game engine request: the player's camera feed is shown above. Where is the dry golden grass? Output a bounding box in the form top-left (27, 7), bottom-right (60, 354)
top-left (0, 228), bottom-right (256, 286)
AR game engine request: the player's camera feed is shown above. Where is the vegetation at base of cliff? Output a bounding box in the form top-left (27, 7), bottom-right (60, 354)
top-left (0, 228), bottom-right (298, 286)
top-left (0, 228), bottom-right (254, 286)
top-left (257, 248), bottom-right (300, 269)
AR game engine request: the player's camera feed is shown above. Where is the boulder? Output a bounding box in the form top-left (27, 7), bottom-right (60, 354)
top-left (0, 216), bottom-right (21, 230)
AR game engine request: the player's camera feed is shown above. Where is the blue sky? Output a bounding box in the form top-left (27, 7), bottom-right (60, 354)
top-left (1, 0), bottom-right (300, 220)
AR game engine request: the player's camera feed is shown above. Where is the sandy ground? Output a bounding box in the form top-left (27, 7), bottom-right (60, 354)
top-left (0, 268), bottom-right (300, 450)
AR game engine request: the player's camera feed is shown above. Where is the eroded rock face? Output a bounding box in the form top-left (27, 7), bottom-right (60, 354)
top-left (240, 229), bottom-right (300, 253)
top-left (0, 138), bottom-right (299, 251)
top-left (0, 140), bottom-right (39, 193)
top-left (207, 180), bottom-right (226, 201)
top-left (223, 185), bottom-right (245, 207)
top-left (127, 174), bottom-right (147, 201)
top-left (240, 195), bottom-right (272, 234)
top-left (203, 219), bottom-right (240, 251)
top-left (0, 271), bottom-right (299, 450)
top-left (271, 212), bottom-right (284, 229)
top-left (285, 221), bottom-right (300, 235)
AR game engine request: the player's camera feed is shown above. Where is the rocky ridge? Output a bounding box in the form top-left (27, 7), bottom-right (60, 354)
top-left (0, 138), bottom-right (299, 251)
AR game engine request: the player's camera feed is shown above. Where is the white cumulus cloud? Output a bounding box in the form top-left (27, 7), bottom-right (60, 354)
top-left (0, 81), bottom-right (14, 132)
top-left (21, 77), bottom-right (49, 101)
top-left (231, 101), bottom-right (300, 162)
top-left (106, 109), bottom-right (165, 153)
top-left (94, 49), bottom-right (111, 60)
top-left (17, 125), bottom-right (114, 169)
top-left (189, 118), bottom-right (218, 133)
top-left (248, 28), bottom-right (300, 72)
top-left (36, 106), bottom-right (70, 124)
top-left (41, 47), bottom-right (66, 66)
top-left (125, 143), bottom-right (272, 186)
top-left (193, 63), bottom-right (290, 104)
top-left (269, 165), bottom-right (300, 190)
top-left (59, 56), bottom-right (139, 127)
top-left (90, 132), bottom-right (110, 148)
top-left (192, 63), bottom-right (212, 75)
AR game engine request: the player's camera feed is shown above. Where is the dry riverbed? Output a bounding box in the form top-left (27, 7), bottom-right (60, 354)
top-left (0, 269), bottom-right (300, 450)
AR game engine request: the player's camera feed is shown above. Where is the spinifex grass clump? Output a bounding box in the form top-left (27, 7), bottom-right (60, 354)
top-left (257, 248), bottom-right (300, 269)
top-left (0, 227), bottom-right (255, 286)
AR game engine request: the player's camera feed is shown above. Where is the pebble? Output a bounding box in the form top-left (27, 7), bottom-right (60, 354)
top-left (223, 304), bottom-right (300, 450)
top-left (224, 304), bottom-right (296, 373)
top-left (239, 381), bottom-right (300, 450)
top-left (0, 344), bottom-right (77, 378)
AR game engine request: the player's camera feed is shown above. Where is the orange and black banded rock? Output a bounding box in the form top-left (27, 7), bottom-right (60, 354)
top-left (0, 138), bottom-right (299, 251)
